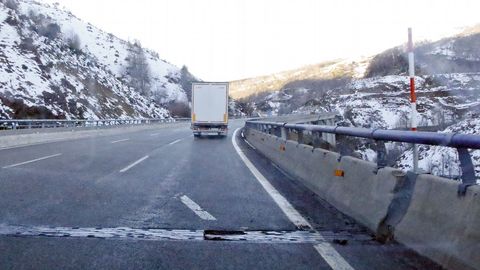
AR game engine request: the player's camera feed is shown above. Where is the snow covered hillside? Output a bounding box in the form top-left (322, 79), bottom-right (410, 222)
top-left (230, 57), bottom-right (370, 99)
top-left (238, 29), bottom-right (480, 178)
top-left (0, 0), bottom-right (191, 120)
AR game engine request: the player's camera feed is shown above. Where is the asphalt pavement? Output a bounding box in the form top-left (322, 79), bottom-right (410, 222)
top-left (0, 120), bottom-right (442, 269)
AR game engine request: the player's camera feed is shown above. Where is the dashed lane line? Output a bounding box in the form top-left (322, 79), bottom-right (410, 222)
top-left (111, 139), bottom-right (130, 144)
top-left (180, 195), bottom-right (217, 221)
top-left (2, 153), bottom-right (62, 169)
top-left (168, 139), bottom-right (182, 146)
top-left (119, 155), bottom-right (149, 173)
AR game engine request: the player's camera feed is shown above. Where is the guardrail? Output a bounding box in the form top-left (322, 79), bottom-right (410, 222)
top-left (0, 118), bottom-right (191, 130)
top-left (245, 120), bottom-right (480, 195)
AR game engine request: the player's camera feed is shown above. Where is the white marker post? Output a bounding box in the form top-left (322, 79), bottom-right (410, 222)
top-left (408, 28), bottom-right (418, 172)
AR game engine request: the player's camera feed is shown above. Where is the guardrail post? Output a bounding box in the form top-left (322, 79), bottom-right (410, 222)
top-left (457, 148), bottom-right (477, 196)
top-left (269, 125), bottom-right (274, 135)
top-left (374, 141), bottom-right (388, 174)
top-left (280, 126), bottom-right (287, 140)
top-left (297, 130), bottom-right (304, 144)
top-left (28, 121), bottom-right (32, 129)
top-left (312, 131), bottom-right (322, 148)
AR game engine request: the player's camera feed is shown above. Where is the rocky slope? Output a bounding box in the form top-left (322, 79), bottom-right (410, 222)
top-left (0, 0), bottom-right (192, 120)
top-left (236, 29), bottom-right (480, 178)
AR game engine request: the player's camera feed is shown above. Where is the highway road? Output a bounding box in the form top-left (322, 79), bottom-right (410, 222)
top-left (0, 120), bottom-right (441, 269)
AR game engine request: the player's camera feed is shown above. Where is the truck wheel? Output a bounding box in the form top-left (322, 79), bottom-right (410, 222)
top-left (194, 133), bottom-right (201, 137)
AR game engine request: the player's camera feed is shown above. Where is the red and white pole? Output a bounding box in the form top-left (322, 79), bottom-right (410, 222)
top-left (408, 28), bottom-right (418, 172)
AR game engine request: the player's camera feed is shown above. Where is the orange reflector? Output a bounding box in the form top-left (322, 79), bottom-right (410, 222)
top-left (279, 144), bottom-right (286, 152)
top-left (192, 113), bottom-right (196, 122)
top-left (335, 170), bottom-right (345, 177)
top-left (224, 113), bottom-right (228, 122)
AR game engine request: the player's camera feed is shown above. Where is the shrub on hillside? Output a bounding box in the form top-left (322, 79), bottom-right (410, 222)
top-left (167, 101), bottom-right (190, 117)
top-left (365, 47), bottom-right (408, 77)
top-left (66, 32), bottom-right (82, 53)
top-left (4, 0), bottom-right (19, 10)
top-left (40, 23), bottom-right (61, 40)
top-left (27, 11), bottom-right (62, 40)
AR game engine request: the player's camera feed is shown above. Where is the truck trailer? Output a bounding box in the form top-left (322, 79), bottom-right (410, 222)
top-left (191, 82), bottom-right (229, 137)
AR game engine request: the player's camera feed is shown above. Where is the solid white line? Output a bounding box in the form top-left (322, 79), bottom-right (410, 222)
top-left (119, 155), bottom-right (149, 173)
top-left (232, 129), bottom-right (311, 229)
top-left (3, 153), bottom-right (62, 169)
top-left (150, 133), bottom-right (160, 136)
top-left (111, 139), bottom-right (130, 144)
top-left (314, 243), bottom-right (354, 270)
top-left (168, 139), bottom-right (182, 146)
top-left (180, 195), bottom-right (216, 221)
top-left (244, 138), bottom-right (256, 150)
top-left (232, 128), bottom-right (354, 270)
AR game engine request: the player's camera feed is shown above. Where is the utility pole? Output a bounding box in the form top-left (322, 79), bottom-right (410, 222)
top-left (408, 28), bottom-right (418, 172)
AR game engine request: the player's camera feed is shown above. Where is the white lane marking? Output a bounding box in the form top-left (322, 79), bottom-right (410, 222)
top-left (244, 138), bottom-right (256, 150)
top-left (2, 153), bottom-right (62, 169)
top-left (232, 128), bottom-right (310, 229)
top-left (111, 139), bottom-right (130, 144)
top-left (150, 133), bottom-right (160, 136)
top-left (180, 195), bottom-right (216, 221)
top-left (119, 155), bottom-right (149, 173)
top-left (168, 139), bottom-right (182, 146)
top-left (232, 128), bottom-right (354, 270)
top-left (314, 243), bottom-right (354, 270)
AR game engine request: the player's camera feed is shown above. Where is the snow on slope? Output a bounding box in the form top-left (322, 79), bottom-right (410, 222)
top-left (25, 1), bottom-right (186, 103)
top-left (397, 118), bottom-right (480, 180)
top-left (248, 72), bottom-right (480, 178)
top-left (0, 0), bottom-right (187, 120)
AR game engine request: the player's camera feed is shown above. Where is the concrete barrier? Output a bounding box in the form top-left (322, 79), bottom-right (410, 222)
top-left (396, 175), bottom-right (480, 270)
top-left (245, 127), bottom-right (480, 270)
top-left (0, 122), bottom-right (189, 150)
top-left (245, 128), bottom-right (398, 232)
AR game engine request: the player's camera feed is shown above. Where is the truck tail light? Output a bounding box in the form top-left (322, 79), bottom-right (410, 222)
top-left (224, 113), bottom-right (228, 122)
top-left (192, 113), bottom-right (196, 122)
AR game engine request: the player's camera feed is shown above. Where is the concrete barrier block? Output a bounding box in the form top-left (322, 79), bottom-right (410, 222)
top-left (303, 148), bottom-right (340, 198)
top-left (278, 140), bottom-right (302, 175)
top-left (247, 130), bottom-right (286, 166)
top-left (322, 157), bottom-right (397, 232)
top-left (395, 175), bottom-right (480, 270)
top-left (288, 144), bottom-right (315, 184)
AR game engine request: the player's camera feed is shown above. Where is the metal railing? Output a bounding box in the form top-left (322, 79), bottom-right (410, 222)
top-left (0, 118), bottom-right (191, 130)
top-left (245, 120), bottom-right (480, 195)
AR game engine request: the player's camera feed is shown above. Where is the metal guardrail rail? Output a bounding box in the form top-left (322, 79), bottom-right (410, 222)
top-left (0, 118), bottom-right (191, 130)
top-left (245, 120), bottom-right (480, 195)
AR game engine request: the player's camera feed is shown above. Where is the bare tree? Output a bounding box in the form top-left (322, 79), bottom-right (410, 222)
top-left (66, 31), bottom-right (81, 53)
top-left (395, 111), bottom-right (409, 129)
top-left (125, 40), bottom-right (151, 96)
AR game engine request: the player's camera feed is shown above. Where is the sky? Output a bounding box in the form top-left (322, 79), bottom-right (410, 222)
top-left (41, 0), bottom-right (480, 81)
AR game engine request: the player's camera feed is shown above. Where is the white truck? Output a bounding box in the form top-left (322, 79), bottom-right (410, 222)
top-left (191, 82), bottom-right (229, 137)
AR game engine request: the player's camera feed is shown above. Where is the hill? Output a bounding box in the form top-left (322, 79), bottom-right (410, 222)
top-left (0, 0), bottom-right (194, 119)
